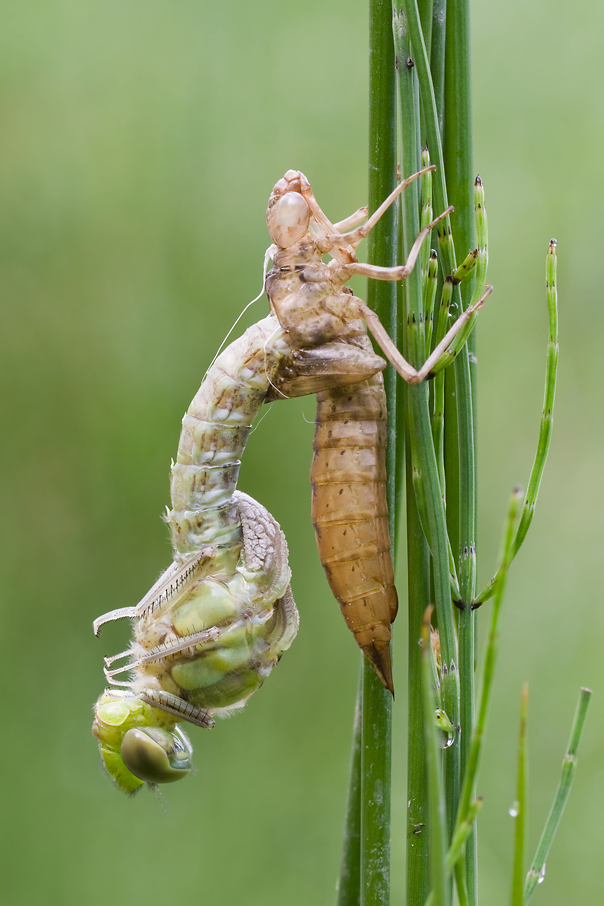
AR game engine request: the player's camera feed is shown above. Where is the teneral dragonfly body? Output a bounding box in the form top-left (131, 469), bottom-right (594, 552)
top-left (93, 317), bottom-right (299, 792)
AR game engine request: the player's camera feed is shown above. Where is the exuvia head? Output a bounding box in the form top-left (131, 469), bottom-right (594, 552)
top-left (266, 170), bottom-right (312, 250)
top-left (93, 690), bottom-right (193, 793)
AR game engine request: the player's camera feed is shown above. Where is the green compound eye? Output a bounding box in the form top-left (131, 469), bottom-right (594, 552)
top-left (120, 727), bottom-right (193, 785)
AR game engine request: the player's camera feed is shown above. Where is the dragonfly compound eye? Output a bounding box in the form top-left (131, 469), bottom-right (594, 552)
top-left (266, 191), bottom-right (311, 249)
top-left (121, 727), bottom-right (193, 785)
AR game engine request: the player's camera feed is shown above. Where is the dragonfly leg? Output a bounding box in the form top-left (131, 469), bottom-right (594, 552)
top-left (324, 165), bottom-right (436, 250)
top-left (265, 339), bottom-right (386, 401)
top-left (268, 585), bottom-right (299, 654)
top-left (93, 605), bottom-right (137, 637)
top-left (355, 301), bottom-right (420, 383)
top-left (137, 626), bottom-right (224, 664)
top-left (415, 284), bottom-right (493, 381)
top-left (333, 206), bottom-right (368, 232)
top-left (139, 689), bottom-right (215, 729)
top-left (356, 284), bottom-right (492, 385)
top-left (337, 205), bottom-right (453, 283)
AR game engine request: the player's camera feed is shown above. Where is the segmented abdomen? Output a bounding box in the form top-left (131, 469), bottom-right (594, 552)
top-left (310, 372), bottom-right (397, 693)
top-left (168, 315), bottom-right (289, 555)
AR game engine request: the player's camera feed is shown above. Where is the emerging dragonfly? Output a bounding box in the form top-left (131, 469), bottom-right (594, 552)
top-left (93, 318), bottom-right (299, 793)
top-left (92, 168), bottom-right (488, 792)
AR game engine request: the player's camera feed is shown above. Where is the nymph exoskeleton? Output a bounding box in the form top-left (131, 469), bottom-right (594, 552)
top-left (264, 169), bottom-right (490, 693)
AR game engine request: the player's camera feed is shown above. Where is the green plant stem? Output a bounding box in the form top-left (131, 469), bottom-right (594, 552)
top-left (430, 0), bottom-right (446, 137)
top-left (424, 798), bottom-right (483, 906)
top-left (524, 687), bottom-right (592, 904)
top-left (448, 798), bottom-right (483, 868)
top-left (443, 9), bottom-right (476, 903)
top-left (443, 0), bottom-right (474, 308)
top-left (361, 663), bottom-right (392, 906)
top-left (405, 445), bottom-right (431, 904)
top-left (455, 488), bottom-right (522, 834)
top-left (337, 676), bottom-right (363, 906)
top-left (476, 241), bottom-right (558, 605)
top-left (395, 9), bottom-right (459, 900)
top-left (406, 6), bottom-right (477, 897)
top-left (359, 3), bottom-right (396, 905)
top-left (511, 683), bottom-right (528, 906)
top-left (417, 0), bottom-right (434, 64)
top-left (422, 610), bottom-right (448, 906)
top-left (395, 0), bottom-right (456, 656)
top-left (398, 0), bottom-right (461, 849)
top-left (393, 17), bottom-right (431, 904)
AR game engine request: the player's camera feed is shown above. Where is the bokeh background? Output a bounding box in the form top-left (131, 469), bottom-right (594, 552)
top-left (1, 0), bottom-right (602, 903)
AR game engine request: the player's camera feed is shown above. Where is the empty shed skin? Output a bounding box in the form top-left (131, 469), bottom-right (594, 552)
top-left (264, 169), bottom-right (489, 692)
top-left (264, 168), bottom-right (457, 693)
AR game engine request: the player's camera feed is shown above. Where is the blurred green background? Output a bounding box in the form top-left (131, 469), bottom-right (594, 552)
top-left (1, 0), bottom-right (603, 903)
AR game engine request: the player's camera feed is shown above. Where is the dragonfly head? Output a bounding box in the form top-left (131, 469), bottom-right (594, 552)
top-left (93, 690), bottom-right (193, 793)
top-left (267, 170), bottom-right (311, 249)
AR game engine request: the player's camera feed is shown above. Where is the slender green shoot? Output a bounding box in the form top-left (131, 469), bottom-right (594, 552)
top-left (453, 249), bottom-right (478, 284)
top-left (524, 687), bottom-right (592, 904)
top-left (431, 178), bottom-right (488, 374)
top-left (337, 676), bottom-right (362, 906)
top-left (423, 798), bottom-right (483, 906)
top-left (431, 277), bottom-right (453, 503)
top-left (395, 3), bottom-right (461, 846)
top-left (425, 249), bottom-right (438, 354)
top-left (361, 664), bottom-right (392, 906)
top-left (455, 487), bottom-right (522, 833)
top-left (394, 14), bottom-right (432, 904)
top-left (420, 158), bottom-right (434, 277)
top-left (476, 240), bottom-right (558, 604)
top-left (448, 798), bottom-right (483, 869)
top-left (422, 607), bottom-right (449, 906)
top-left (429, 0), bottom-right (446, 136)
top-left (453, 860), bottom-right (469, 906)
top-left (511, 683), bottom-right (529, 906)
top-left (358, 3), bottom-right (396, 905)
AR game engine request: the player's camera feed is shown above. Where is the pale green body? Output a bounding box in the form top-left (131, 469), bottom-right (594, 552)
top-left (93, 316), bottom-right (299, 792)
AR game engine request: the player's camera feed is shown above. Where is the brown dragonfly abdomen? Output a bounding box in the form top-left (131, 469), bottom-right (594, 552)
top-left (311, 373), bottom-right (398, 694)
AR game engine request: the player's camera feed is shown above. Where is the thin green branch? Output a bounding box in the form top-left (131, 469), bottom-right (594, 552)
top-left (524, 687), bottom-right (592, 904)
top-left (395, 6), bottom-right (461, 849)
top-left (422, 609), bottom-right (449, 906)
top-left (399, 0), bottom-right (455, 272)
top-left (453, 860), bottom-right (469, 906)
top-left (511, 683), bottom-right (528, 906)
top-left (430, 179), bottom-right (487, 374)
top-left (417, 0), bottom-right (434, 60)
top-left (396, 0), bottom-right (458, 711)
top-left (361, 664), bottom-right (393, 906)
top-left (429, 0), bottom-right (447, 137)
top-left (443, 0), bottom-right (474, 301)
top-left (398, 0), bottom-right (470, 855)
top-left (337, 676), bottom-right (363, 906)
top-left (424, 798), bottom-right (483, 906)
top-left (449, 175), bottom-right (486, 901)
top-left (359, 4), bottom-right (397, 905)
top-left (455, 487), bottom-right (522, 834)
top-left (448, 798), bottom-right (483, 869)
top-left (394, 16), bottom-right (433, 904)
top-left (476, 240), bottom-right (559, 605)
top-left (405, 446), bottom-right (432, 904)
